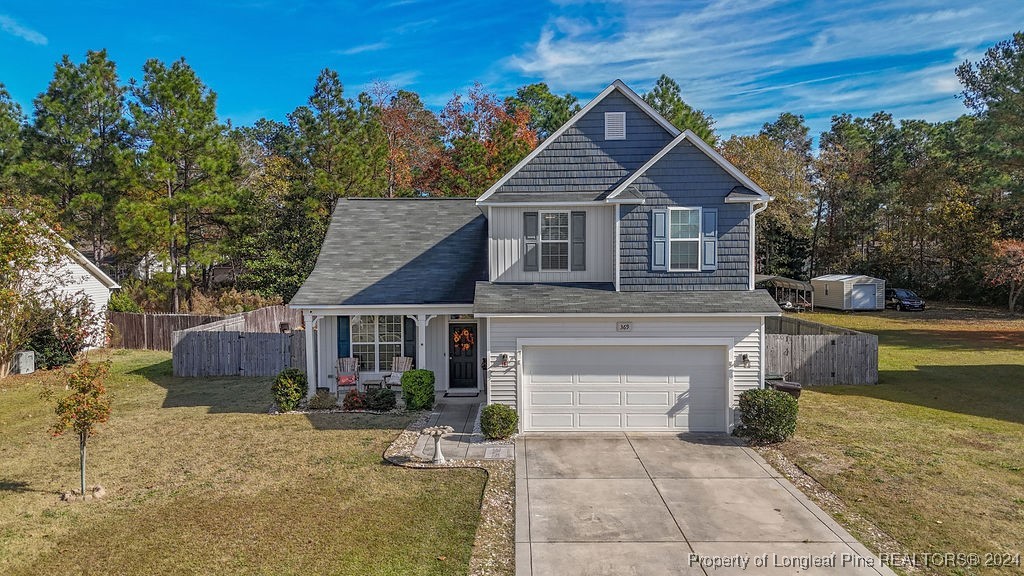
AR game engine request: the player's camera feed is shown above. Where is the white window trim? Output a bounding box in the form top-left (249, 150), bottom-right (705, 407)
top-left (538, 210), bottom-right (571, 272)
top-left (350, 315), bottom-right (404, 372)
top-left (668, 206), bottom-right (702, 272)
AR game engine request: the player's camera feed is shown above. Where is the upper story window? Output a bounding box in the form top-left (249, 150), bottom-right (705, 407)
top-left (540, 211), bottom-right (570, 270)
top-left (604, 112), bottom-right (626, 140)
top-left (669, 208), bottom-right (701, 271)
top-left (351, 315), bottom-right (403, 372)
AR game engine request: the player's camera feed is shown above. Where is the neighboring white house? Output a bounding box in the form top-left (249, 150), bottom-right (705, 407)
top-left (51, 236), bottom-right (121, 348)
top-left (811, 274), bottom-right (885, 311)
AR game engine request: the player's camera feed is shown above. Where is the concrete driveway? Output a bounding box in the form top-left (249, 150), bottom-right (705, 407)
top-left (515, 433), bottom-right (896, 576)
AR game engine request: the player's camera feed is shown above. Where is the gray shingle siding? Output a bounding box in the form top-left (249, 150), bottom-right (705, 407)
top-left (619, 140), bottom-right (751, 291)
top-left (491, 91), bottom-right (674, 201)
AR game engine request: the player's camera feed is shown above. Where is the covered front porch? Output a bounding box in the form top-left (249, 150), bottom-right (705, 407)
top-left (300, 305), bottom-right (487, 397)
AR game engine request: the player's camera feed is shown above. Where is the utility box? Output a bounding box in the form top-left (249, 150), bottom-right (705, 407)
top-left (11, 351), bottom-right (35, 375)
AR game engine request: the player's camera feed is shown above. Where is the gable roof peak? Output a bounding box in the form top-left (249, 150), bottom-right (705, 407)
top-left (476, 79), bottom-right (680, 205)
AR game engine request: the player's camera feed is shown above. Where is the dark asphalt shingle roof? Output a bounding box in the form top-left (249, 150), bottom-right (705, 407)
top-left (290, 199), bottom-right (487, 307)
top-left (473, 282), bottom-right (782, 315)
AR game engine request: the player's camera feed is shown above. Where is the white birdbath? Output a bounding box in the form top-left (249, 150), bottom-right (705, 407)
top-left (421, 425), bottom-right (455, 464)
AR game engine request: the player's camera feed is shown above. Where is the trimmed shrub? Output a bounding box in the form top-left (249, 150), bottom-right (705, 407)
top-left (366, 388), bottom-right (397, 412)
top-left (733, 388), bottom-right (799, 444)
top-left (308, 390), bottom-right (337, 410)
top-left (342, 389), bottom-right (367, 411)
top-left (401, 369), bottom-right (435, 410)
top-left (271, 368), bottom-right (307, 412)
top-left (480, 403), bottom-right (518, 440)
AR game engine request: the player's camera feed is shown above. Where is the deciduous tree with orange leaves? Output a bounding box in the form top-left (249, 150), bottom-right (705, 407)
top-left (433, 83), bottom-right (537, 197)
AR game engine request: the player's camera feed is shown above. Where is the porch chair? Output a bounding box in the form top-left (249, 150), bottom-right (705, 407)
top-left (336, 357), bottom-right (360, 396)
top-left (384, 356), bottom-right (414, 390)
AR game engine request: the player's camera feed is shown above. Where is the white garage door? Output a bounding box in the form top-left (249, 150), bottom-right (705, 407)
top-left (523, 345), bottom-right (727, 432)
top-left (850, 284), bottom-right (877, 310)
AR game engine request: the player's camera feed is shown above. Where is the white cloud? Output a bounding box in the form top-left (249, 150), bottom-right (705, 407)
top-left (0, 14), bottom-right (47, 45)
top-left (505, 0), bottom-right (1024, 136)
top-left (336, 41), bottom-right (389, 55)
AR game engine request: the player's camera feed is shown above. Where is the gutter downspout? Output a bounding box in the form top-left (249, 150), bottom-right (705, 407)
top-left (749, 199), bottom-right (770, 290)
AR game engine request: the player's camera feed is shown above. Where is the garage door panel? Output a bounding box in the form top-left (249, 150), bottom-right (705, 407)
top-left (531, 413), bottom-right (574, 429)
top-left (625, 413), bottom-right (670, 428)
top-left (578, 391), bottom-right (622, 406)
top-left (625, 391), bottom-right (672, 406)
top-left (530, 391), bottom-right (574, 406)
top-left (578, 413), bottom-right (622, 428)
top-left (524, 345), bottom-right (728, 432)
top-left (578, 373), bottom-right (623, 385)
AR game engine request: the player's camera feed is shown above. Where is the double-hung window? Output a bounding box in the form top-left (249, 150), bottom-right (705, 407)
top-left (669, 208), bottom-right (701, 271)
top-left (539, 212), bottom-right (570, 271)
top-left (351, 315), bottom-right (403, 372)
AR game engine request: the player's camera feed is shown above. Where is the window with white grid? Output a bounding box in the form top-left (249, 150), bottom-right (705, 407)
top-left (350, 315), bottom-right (403, 372)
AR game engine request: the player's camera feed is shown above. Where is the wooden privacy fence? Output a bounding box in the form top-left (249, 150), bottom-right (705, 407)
top-left (109, 312), bottom-right (224, 351)
top-left (765, 316), bottom-right (878, 385)
top-left (170, 305), bottom-right (306, 377)
top-left (171, 330), bottom-right (306, 377)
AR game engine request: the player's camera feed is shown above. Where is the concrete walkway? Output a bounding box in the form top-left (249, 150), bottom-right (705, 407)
top-left (516, 433), bottom-right (897, 576)
top-left (412, 399), bottom-right (514, 461)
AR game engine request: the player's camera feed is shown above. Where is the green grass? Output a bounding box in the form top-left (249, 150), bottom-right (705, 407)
top-left (0, 350), bottom-right (486, 575)
top-left (779, 305), bottom-right (1024, 575)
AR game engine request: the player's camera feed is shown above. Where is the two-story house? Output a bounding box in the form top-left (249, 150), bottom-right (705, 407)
top-left (289, 80), bottom-right (782, 432)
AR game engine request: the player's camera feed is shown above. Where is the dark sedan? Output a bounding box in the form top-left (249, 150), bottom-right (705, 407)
top-left (885, 288), bottom-right (926, 311)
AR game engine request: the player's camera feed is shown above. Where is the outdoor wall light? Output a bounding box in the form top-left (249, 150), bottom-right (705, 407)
top-left (499, 353), bottom-right (509, 367)
top-left (738, 353), bottom-right (750, 368)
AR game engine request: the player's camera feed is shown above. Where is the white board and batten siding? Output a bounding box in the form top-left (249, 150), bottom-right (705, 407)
top-left (485, 316), bottom-right (761, 430)
top-left (811, 274), bottom-right (885, 311)
top-left (488, 206), bottom-right (616, 283)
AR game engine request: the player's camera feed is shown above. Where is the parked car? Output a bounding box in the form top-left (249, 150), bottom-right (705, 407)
top-left (885, 288), bottom-right (926, 311)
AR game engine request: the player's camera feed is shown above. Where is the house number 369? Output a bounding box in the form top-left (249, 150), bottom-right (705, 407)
top-left (616, 322), bottom-right (632, 332)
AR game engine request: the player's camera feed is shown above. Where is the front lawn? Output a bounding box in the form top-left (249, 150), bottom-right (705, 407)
top-left (780, 305), bottom-right (1024, 575)
top-left (0, 350), bottom-right (487, 576)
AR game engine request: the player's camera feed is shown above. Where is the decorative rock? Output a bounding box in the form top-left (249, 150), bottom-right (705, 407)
top-left (420, 425), bottom-right (455, 463)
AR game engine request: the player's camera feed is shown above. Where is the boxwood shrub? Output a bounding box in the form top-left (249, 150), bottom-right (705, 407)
top-left (401, 369), bottom-right (435, 410)
top-left (366, 388), bottom-right (397, 412)
top-left (480, 404), bottom-right (518, 440)
top-left (734, 388), bottom-right (799, 444)
top-left (271, 368), bottom-right (307, 412)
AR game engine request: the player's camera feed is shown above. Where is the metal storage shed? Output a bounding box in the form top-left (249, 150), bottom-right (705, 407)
top-left (810, 274), bottom-right (885, 311)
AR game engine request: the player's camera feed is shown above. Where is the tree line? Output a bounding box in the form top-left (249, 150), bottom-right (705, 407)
top-left (1, 32), bottom-right (1022, 312)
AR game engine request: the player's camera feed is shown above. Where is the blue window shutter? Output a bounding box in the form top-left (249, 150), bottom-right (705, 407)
top-left (702, 208), bottom-right (718, 271)
top-left (402, 316), bottom-right (417, 368)
top-left (570, 211), bottom-right (586, 271)
top-left (337, 316), bottom-right (350, 358)
top-left (650, 209), bottom-right (668, 271)
top-left (523, 211), bottom-right (539, 272)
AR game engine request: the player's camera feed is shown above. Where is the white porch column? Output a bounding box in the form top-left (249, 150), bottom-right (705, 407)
top-left (409, 314), bottom-right (438, 369)
top-left (303, 311), bottom-right (316, 398)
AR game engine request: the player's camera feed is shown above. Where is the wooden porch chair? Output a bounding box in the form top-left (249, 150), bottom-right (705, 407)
top-left (384, 356), bottom-right (414, 390)
top-left (336, 357), bottom-right (360, 396)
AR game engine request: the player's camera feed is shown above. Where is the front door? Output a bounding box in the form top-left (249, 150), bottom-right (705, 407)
top-left (449, 323), bottom-right (478, 389)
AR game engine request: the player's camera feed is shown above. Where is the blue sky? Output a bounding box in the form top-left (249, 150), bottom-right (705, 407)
top-left (2, 0), bottom-right (1023, 141)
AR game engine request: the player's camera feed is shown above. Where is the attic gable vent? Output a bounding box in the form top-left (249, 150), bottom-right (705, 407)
top-left (604, 112), bottom-right (626, 140)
